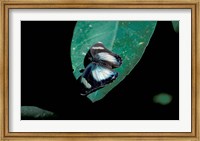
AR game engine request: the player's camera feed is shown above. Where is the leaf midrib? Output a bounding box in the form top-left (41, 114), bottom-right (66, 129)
top-left (110, 22), bottom-right (119, 50)
top-left (90, 21), bottom-right (119, 100)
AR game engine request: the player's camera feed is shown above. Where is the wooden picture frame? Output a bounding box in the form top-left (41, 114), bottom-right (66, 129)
top-left (0, 0), bottom-right (199, 140)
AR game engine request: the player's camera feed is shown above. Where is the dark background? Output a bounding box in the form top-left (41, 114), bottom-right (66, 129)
top-left (21, 21), bottom-right (179, 120)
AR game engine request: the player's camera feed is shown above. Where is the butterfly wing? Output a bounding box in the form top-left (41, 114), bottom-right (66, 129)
top-left (84, 42), bottom-right (122, 68)
top-left (79, 62), bottom-right (118, 96)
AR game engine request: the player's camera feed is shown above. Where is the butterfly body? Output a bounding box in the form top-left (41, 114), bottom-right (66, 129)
top-left (79, 42), bottom-right (122, 96)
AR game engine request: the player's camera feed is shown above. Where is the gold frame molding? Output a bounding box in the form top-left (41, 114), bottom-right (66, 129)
top-left (0, 0), bottom-right (199, 141)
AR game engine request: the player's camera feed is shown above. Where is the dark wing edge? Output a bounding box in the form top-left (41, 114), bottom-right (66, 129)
top-left (79, 62), bottom-right (118, 96)
top-left (90, 42), bottom-right (122, 68)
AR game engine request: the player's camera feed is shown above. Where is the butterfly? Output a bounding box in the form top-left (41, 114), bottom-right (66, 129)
top-left (79, 42), bottom-right (122, 96)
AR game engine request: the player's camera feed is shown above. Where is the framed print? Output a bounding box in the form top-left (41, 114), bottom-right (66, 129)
top-left (0, 0), bottom-right (199, 140)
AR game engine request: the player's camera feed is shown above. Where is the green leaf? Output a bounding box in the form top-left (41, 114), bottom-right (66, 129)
top-left (172, 21), bottom-right (179, 33)
top-left (21, 106), bottom-right (57, 119)
top-left (71, 21), bottom-right (157, 102)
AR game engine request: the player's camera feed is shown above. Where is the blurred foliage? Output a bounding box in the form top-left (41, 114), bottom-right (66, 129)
top-left (172, 21), bottom-right (179, 33)
top-left (153, 93), bottom-right (173, 105)
top-left (21, 106), bottom-right (57, 120)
